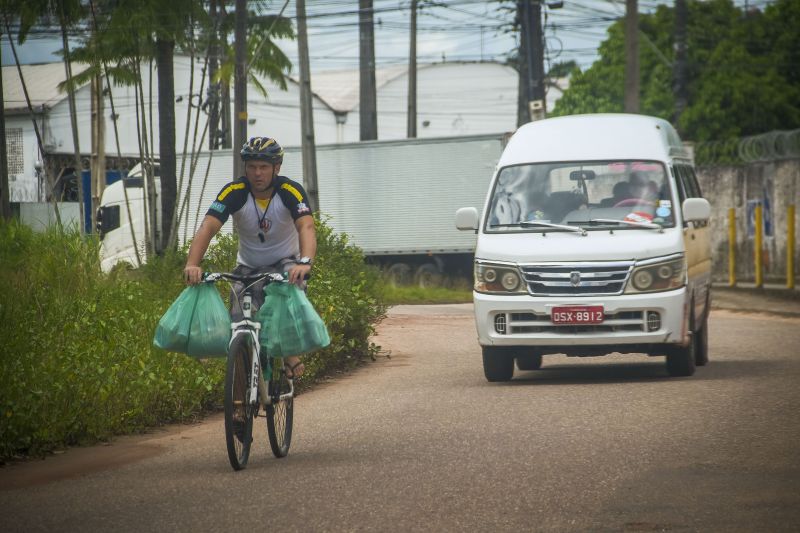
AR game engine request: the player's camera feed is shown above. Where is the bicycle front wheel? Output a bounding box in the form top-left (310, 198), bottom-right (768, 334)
top-left (266, 363), bottom-right (294, 458)
top-left (224, 334), bottom-right (255, 470)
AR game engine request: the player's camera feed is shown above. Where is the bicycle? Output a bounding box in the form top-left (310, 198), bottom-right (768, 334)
top-left (203, 270), bottom-right (296, 471)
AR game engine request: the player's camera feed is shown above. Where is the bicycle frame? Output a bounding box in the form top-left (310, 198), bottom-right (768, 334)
top-left (206, 272), bottom-right (294, 407)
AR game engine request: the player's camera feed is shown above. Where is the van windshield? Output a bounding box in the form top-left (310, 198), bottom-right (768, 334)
top-left (485, 160), bottom-right (675, 232)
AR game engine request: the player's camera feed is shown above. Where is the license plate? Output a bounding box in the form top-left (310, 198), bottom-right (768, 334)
top-left (551, 305), bottom-right (604, 324)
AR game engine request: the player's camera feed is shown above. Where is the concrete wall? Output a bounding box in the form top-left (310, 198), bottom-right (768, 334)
top-left (19, 202), bottom-right (81, 232)
top-left (698, 159), bottom-right (800, 284)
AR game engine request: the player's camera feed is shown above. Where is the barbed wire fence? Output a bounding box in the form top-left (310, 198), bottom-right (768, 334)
top-left (694, 129), bottom-right (800, 167)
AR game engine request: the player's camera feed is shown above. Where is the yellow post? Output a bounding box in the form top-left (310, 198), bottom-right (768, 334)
top-left (755, 203), bottom-right (763, 288)
top-left (728, 208), bottom-right (736, 287)
top-left (788, 204), bottom-right (796, 289)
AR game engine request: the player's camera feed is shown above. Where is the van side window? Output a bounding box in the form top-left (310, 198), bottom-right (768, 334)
top-left (684, 166), bottom-right (702, 198)
top-left (673, 166), bottom-right (688, 205)
top-left (675, 164), bottom-right (707, 228)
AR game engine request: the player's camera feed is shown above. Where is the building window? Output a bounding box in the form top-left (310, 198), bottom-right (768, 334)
top-left (5, 128), bottom-right (24, 175)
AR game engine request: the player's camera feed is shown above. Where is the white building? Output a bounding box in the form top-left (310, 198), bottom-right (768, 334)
top-left (4, 57), bottom-right (566, 202)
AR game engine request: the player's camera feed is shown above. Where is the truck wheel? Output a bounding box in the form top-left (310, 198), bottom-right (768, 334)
top-left (516, 352), bottom-right (543, 371)
top-left (482, 346), bottom-right (514, 382)
top-left (694, 313), bottom-right (709, 367)
top-left (665, 339), bottom-right (696, 377)
top-left (415, 263), bottom-right (442, 289)
top-left (386, 263), bottom-right (411, 286)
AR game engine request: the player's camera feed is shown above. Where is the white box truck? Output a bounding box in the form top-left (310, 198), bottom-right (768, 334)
top-left (97, 134), bottom-right (507, 283)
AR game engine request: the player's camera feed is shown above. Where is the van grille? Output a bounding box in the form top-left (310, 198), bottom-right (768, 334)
top-left (521, 262), bottom-right (633, 296)
top-left (497, 310), bottom-right (647, 335)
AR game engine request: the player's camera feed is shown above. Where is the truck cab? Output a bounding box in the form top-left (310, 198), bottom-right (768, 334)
top-left (456, 114), bottom-right (712, 381)
top-left (96, 164), bottom-right (160, 272)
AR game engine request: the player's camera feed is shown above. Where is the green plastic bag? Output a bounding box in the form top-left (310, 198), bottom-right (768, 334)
top-left (153, 283), bottom-right (231, 358)
top-left (257, 283), bottom-right (331, 358)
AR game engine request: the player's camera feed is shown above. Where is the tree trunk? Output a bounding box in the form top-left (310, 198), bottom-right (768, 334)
top-left (60, 6), bottom-right (85, 233)
top-left (233, 0), bottom-right (247, 179)
top-left (0, 29), bottom-right (11, 221)
top-left (156, 37), bottom-right (176, 253)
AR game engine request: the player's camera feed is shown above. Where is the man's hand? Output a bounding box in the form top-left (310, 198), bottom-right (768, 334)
top-left (184, 265), bottom-right (203, 285)
top-left (287, 263), bottom-right (312, 285)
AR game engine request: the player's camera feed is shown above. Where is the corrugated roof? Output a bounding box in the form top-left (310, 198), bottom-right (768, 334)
top-left (309, 63), bottom-right (410, 112)
top-left (2, 62), bottom-right (89, 113)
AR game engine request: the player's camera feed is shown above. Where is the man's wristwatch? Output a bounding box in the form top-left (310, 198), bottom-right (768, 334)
top-left (298, 256), bottom-right (313, 266)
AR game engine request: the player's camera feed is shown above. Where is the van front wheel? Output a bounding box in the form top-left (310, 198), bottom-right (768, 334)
top-left (665, 340), bottom-right (696, 377)
top-left (482, 347), bottom-right (514, 382)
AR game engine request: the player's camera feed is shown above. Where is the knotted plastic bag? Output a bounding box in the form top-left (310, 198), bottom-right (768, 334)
top-left (153, 283), bottom-right (231, 358)
top-left (257, 283), bottom-right (331, 358)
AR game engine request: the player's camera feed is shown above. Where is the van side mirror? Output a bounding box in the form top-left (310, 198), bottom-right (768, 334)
top-left (682, 198), bottom-right (711, 222)
top-left (455, 207), bottom-right (479, 231)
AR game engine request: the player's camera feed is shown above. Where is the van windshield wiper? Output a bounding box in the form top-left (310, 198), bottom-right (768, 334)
top-left (586, 218), bottom-right (663, 232)
top-left (518, 220), bottom-right (587, 235)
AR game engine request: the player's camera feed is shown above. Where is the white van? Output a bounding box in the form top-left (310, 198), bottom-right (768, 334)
top-left (455, 114), bottom-right (712, 381)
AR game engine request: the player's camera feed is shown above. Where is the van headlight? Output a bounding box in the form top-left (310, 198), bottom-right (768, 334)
top-left (625, 257), bottom-right (686, 294)
top-left (475, 262), bottom-right (526, 294)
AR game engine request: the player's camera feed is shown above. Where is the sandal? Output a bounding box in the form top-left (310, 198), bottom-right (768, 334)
top-left (284, 360), bottom-right (305, 379)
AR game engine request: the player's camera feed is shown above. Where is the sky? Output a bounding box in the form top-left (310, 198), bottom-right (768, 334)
top-left (1, 0), bottom-right (776, 74)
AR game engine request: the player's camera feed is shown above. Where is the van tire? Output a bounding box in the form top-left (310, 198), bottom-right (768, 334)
top-left (694, 313), bottom-right (709, 366)
top-left (665, 339), bottom-right (696, 377)
top-left (482, 347), bottom-right (514, 382)
top-left (516, 352), bottom-right (543, 370)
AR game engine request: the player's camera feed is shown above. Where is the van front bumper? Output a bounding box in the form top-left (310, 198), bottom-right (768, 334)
top-left (474, 288), bottom-right (688, 349)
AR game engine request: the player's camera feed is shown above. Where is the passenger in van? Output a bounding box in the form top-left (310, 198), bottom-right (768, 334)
top-left (612, 172), bottom-right (657, 206)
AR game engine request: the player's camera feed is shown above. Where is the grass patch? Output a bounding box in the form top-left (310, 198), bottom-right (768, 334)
top-left (381, 284), bottom-right (473, 305)
top-left (0, 217), bottom-right (385, 461)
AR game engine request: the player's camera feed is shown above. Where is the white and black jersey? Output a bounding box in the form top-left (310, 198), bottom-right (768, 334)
top-left (205, 176), bottom-right (313, 269)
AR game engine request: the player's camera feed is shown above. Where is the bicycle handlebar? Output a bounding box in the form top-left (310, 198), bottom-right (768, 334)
top-left (202, 271), bottom-right (310, 285)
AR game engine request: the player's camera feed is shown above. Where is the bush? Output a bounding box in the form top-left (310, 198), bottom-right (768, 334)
top-left (0, 216), bottom-right (385, 461)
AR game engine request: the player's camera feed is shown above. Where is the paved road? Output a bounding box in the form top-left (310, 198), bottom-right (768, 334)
top-left (2, 304), bottom-right (800, 532)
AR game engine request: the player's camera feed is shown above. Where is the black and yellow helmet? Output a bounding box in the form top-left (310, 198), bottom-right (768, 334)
top-left (240, 136), bottom-right (284, 163)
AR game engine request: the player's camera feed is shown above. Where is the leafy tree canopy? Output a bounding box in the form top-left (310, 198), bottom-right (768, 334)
top-left (550, 0), bottom-right (800, 142)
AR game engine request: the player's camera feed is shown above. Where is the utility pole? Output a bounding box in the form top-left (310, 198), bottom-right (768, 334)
top-left (296, 0), bottom-right (319, 210)
top-left (517, 0), bottom-right (546, 125)
top-left (672, 0), bottom-right (688, 127)
top-left (90, 73), bottom-right (106, 232)
top-left (0, 31), bottom-right (11, 221)
top-left (233, 0), bottom-right (248, 178)
top-left (407, 0), bottom-right (417, 138)
top-left (624, 0), bottom-right (640, 113)
top-left (359, 0), bottom-right (378, 140)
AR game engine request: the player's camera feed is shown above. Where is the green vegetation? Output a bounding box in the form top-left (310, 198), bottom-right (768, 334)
top-left (552, 0), bottom-right (800, 143)
top-left (0, 217), bottom-right (385, 461)
top-left (381, 282), bottom-right (472, 306)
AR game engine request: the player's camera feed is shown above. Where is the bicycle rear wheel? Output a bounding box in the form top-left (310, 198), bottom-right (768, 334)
top-left (266, 362), bottom-right (294, 458)
top-left (224, 334), bottom-right (255, 470)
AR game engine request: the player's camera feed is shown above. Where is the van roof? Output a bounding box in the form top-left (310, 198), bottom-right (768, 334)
top-left (498, 113), bottom-right (688, 167)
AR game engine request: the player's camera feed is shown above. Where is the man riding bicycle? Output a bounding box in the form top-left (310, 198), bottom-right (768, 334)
top-left (184, 136), bottom-right (315, 379)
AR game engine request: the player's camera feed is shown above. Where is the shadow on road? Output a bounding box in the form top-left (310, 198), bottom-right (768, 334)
top-left (506, 357), bottom-right (772, 385)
